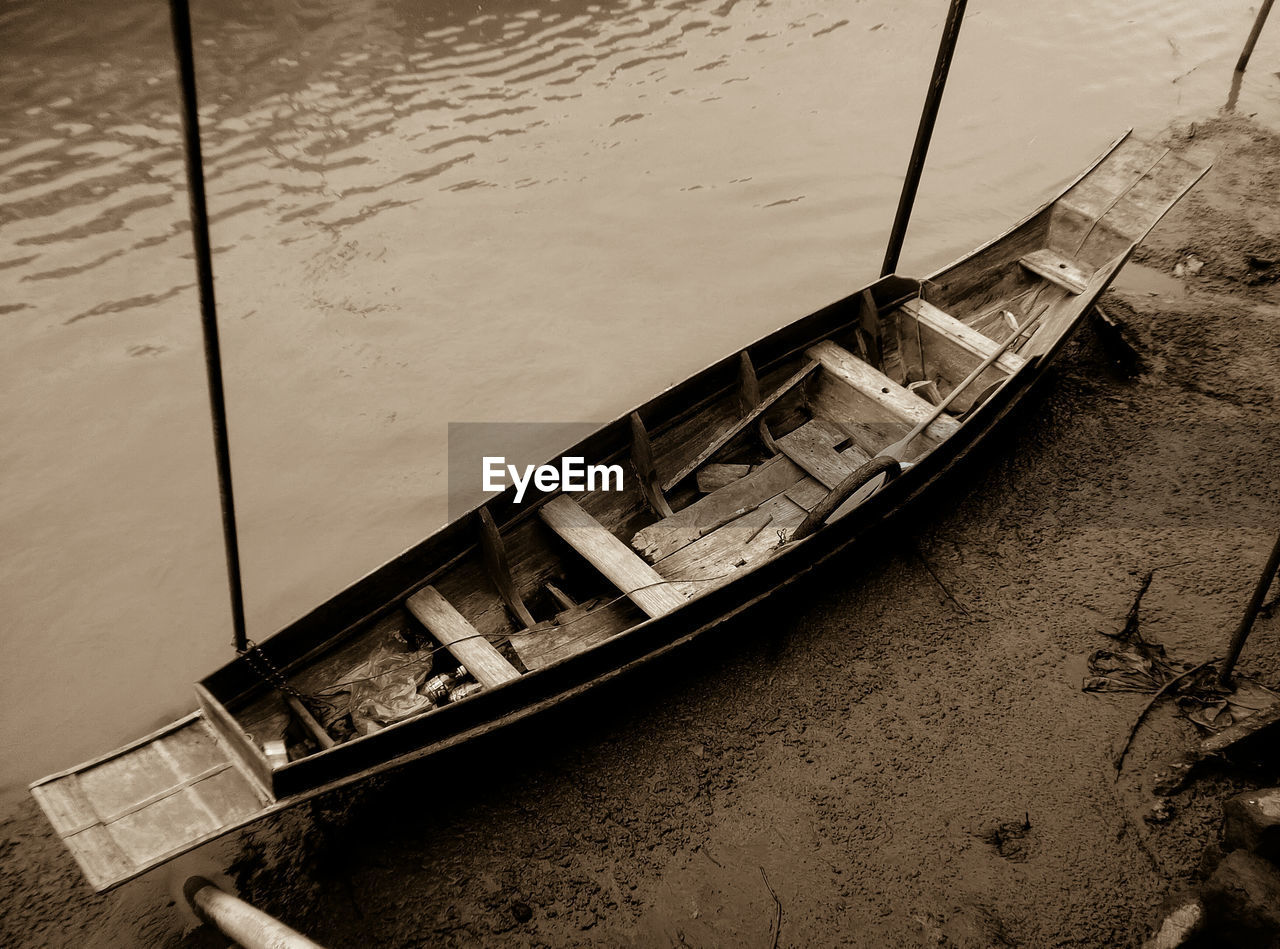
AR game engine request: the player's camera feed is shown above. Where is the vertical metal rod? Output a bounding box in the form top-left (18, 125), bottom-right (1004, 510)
top-left (1218, 527), bottom-right (1280, 687)
top-left (1236, 0), bottom-right (1275, 73)
top-left (168, 0), bottom-right (249, 653)
top-left (880, 0), bottom-right (968, 277)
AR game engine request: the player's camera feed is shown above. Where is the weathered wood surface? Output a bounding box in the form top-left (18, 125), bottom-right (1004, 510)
top-left (29, 716), bottom-right (267, 891)
top-left (478, 508), bottom-right (537, 629)
top-left (540, 495), bottom-right (687, 617)
top-left (652, 494), bottom-right (800, 597)
top-left (631, 412), bottom-right (675, 518)
top-left (784, 476), bottom-right (832, 512)
top-left (805, 340), bottom-right (961, 450)
top-left (898, 298), bottom-right (1024, 409)
top-left (1018, 248), bottom-right (1089, 293)
top-left (696, 463), bottom-right (751, 493)
top-left (632, 454), bottom-right (806, 562)
top-left (405, 586), bottom-right (522, 688)
top-left (775, 418), bottom-right (866, 489)
top-left (660, 360), bottom-right (819, 492)
top-left (285, 695), bottom-right (335, 750)
top-left (508, 600), bottom-right (639, 671)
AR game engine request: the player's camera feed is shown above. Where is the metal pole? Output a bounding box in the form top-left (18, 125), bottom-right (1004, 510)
top-left (880, 0), bottom-right (968, 277)
top-left (1236, 0), bottom-right (1275, 73)
top-left (167, 0), bottom-right (249, 653)
top-left (1218, 527), bottom-right (1280, 687)
top-left (185, 877), bottom-right (328, 949)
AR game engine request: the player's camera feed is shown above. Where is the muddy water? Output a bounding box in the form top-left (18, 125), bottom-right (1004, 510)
top-left (1, 0), bottom-right (1278, 796)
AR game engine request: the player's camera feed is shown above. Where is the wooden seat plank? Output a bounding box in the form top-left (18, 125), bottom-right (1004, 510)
top-left (806, 340), bottom-right (962, 443)
top-left (541, 495), bottom-right (687, 618)
top-left (405, 586), bottom-right (522, 688)
top-left (1019, 248), bottom-right (1089, 293)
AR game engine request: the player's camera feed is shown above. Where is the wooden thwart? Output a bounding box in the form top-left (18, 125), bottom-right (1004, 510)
top-left (1019, 248), bottom-right (1089, 293)
top-left (405, 586), bottom-right (522, 688)
top-left (540, 495), bottom-right (686, 618)
top-left (806, 340), bottom-right (962, 441)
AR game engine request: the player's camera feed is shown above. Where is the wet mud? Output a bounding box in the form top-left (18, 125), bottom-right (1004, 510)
top-left (3, 114), bottom-right (1280, 948)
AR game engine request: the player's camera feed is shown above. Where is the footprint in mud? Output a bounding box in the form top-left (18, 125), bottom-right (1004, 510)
top-left (976, 813), bottom-right (1034, 862)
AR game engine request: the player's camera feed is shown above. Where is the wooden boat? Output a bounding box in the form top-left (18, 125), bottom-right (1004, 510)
top-left (31, 132), bottom-right (1207, 891)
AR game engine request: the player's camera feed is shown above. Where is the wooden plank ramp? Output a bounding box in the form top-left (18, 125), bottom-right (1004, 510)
top-left (540, 495), bottom-right (687, 617)
top-left (29, 715), bottom-right (270, 891)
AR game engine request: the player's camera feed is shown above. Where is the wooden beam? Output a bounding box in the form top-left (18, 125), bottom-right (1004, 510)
top-left (540, 495), bottom-right (686, 618)
top-left (1019, 249), bottom-right (1089, 293)
top-left (477, 508), bottom-right (536, 629)
top-left (545, 582), bottom-right (576, 611)
top-left (405, 586), bottom-right (522, 689)
top-left (283, 695), bottom-right (334, 750)
top-left (662, 360), bottom-right (819, 492)
top-left (806, 340), bottom-right (961, 441)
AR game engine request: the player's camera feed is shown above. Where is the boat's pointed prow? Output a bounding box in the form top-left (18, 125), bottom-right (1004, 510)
top-left (29, 714), bottom-right (271, 892)
top-left (1049, 135), bottom-right (1211, 267)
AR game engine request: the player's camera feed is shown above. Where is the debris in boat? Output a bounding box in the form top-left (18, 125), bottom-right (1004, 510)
top-left (1145, 800), bottom-right (1175, 825)
top-left (344, 644), bottom-right (435, 735)
top-left (423, 666), bottom-right (467, 705)
top-left (263, 739), bottom-right (288, 769)
top-left (449, 680), bottom-right (484, 703)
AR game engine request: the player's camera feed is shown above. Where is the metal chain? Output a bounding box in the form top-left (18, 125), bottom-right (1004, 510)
top-left (237, 640), bottom-right (307, 700)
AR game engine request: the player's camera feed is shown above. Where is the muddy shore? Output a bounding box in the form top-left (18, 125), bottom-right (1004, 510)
top-left (3, 113), bottom-right (1279, 948)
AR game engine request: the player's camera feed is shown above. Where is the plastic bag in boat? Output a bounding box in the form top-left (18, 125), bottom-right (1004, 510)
top-left (345, 644), bottom-right (434, 734)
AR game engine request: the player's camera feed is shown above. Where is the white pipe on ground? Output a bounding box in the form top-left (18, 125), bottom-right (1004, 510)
top-left (184, 877), bottom-right (327, 949)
